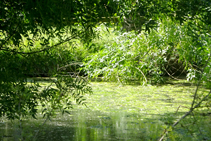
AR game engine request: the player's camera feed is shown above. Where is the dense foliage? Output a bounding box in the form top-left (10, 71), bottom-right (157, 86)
top-left (84, 20), bottom-right (211, 85)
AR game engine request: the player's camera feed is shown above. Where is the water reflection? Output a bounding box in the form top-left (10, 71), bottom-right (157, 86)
top-left (1, 110), bottom-right (163, 141)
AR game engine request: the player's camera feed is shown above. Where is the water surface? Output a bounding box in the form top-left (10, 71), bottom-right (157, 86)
top-left (1, 81), bottom-right (210, 141)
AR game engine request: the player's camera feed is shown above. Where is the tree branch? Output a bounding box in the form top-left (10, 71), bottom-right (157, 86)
top-left (159, 90), bottom-right (211, 141)
top-left (0, 33), bottom-right (78, 54)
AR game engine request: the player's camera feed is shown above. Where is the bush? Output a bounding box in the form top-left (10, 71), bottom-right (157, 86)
top-left (83, 19), bottom-right (211, 84)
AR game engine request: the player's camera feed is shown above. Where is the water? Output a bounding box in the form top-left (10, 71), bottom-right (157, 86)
top-left (0, 111), bottom-right (160, 140)
top-left (1, 109), bottom-right (164, 141)
top-left (0, 81), bottom-right (210, 141)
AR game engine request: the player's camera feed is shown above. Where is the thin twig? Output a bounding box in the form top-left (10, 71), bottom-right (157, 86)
top-left (175, 105), bottom-right (190, 114)
top-left (163, 67), bottom-right (181, 80)
top-left (135, 67), bottom-right (147, 83)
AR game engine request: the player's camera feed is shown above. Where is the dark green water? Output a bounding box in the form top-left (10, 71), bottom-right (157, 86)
top-left (0, 81), bottom-right (210, 141)
top-left (1, 109), bottom-right (164, 141)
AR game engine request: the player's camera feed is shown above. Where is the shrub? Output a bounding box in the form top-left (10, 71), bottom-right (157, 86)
top-left (83, 19), bottom-right (211, 84)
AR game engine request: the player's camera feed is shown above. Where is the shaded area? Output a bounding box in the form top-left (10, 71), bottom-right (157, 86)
top-left (2, 109), bottom-right (209, 141)
top-left (0, 110), bottom-right (175, 141)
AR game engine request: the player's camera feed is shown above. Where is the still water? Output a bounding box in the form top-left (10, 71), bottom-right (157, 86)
top-left (1, 110), bottom-right (163, 141)
top-left (1, 81), bottom-right (208, 141)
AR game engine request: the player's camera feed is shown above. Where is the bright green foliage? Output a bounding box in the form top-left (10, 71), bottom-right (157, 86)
top-left (84, 30), bottom-right (154, 84)
top-left (84, 19), bottom-right (211, 84)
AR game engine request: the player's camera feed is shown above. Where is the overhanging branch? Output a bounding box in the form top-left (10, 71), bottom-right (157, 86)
top-left (0, 33), bottom-right (79, 55)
